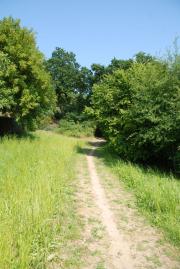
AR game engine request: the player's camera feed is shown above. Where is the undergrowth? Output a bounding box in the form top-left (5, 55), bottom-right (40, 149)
top-left (56, 119), bottom-right (95, 138)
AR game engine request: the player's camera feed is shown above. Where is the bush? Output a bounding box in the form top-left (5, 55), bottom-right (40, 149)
top-left (57, 119), bottom-right (95, 137)
top-left (92, 61), bottom-right (180, 168)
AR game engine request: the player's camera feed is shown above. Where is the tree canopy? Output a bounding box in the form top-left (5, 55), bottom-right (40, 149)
top-left (91, 58), bottom-right (180, 168)
top-left (1, 16), bottom-right (179, 171)
top-left (0, 17), bottom-right (56, 130)
top-left (47, 47), bottom-right (93, 119)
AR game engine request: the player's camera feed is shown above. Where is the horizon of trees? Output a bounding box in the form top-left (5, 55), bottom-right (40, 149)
top-left (0, 17), bottom-right (179, 172)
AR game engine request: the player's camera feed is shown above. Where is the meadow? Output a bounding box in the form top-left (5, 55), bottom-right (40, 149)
top-left (0, 129), bottom-right (180, 269)
top-left (0, 131), bottom-right (82, 269)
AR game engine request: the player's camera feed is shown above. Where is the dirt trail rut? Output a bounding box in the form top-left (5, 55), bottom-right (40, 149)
top-left (87, 146), bottom-right (134, 269)
top-left (77, 139), bottom-right (180, 269)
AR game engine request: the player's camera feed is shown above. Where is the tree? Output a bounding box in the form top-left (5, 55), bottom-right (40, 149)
top-left (91, 58), bottom-right (133, 85)
top-left (47, 47), bottom-right (93, 119)
top-left (91, 63), bottom-right (107, 84)
top-left (75, 66), bottom-right (93, 114)
top-left (91, 59), bottom-right (180, 168)
top-left (91, 68), bottom-right (132, 141)
top-left (134, 51), bottom-right (155, 64)
top-left (123, 62), bottom-right (180, 164)
top-left (47, 48), bottom-right (79, 117)
top-left (0, 17), bottom-right (56, 130)
top-left (107, 57), bottom-right (133, 73)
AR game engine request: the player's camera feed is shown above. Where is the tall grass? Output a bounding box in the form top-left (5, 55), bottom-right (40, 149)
top-left (97, 145), bottom-right (180, 247)
top-left (0, 131), bottom-right (81, 268)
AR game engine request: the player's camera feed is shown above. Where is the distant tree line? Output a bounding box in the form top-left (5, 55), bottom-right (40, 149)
top-left (0, 17), bottom-right (179, 171)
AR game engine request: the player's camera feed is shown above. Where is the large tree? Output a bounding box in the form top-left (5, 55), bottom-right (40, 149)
top-left (91, 63), bottom-right (107, 84)
top-left (0, 17), bottom-right (56, 130)
top-left (123, 62), bottom-right (180, 164)
top-left (91, 57), bottom-right (133, 84)
top-left (91, 59), bottom-right (180, 167)
top-left (47, 47), bottom-right (92, 119)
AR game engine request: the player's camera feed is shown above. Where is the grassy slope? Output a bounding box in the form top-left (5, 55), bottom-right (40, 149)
top-left (0, 131), bottom-right (83, 269)
top-left (96, 145), bottom-right (180, 247)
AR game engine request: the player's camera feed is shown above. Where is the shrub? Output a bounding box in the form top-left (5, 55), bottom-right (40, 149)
top-left (92, 61), bottom-right (180, 168)
top-left (57, 119), bottom-right (95, 137)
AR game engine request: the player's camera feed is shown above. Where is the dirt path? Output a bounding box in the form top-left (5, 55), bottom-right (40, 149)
top-left (76, 139), bottom-right (180, 269)
top-left (87, 145), bottom-right (134, 269)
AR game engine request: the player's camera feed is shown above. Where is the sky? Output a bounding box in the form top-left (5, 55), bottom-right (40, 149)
top-left (0, 0), bottom-right (180, 67)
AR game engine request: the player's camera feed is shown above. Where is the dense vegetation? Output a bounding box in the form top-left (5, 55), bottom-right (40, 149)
top-left (0, 16), bottom-right (179, 170)
top-left (0, 132), bottom-right (83, 268)
top-left (56, 119), bottom-right (94, 138)
top-left (46, 47), bottom-right (93, 119)
top-left (90, 53), bottom-right (180, 172)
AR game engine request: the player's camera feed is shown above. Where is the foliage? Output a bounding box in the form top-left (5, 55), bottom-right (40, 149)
top-left (107, 57), bottom-right (133, 73)
top-left (91, 59), bottom-right (180, 168)
top-left (91, 58), bottom-right (133, 84)
top-left (74, 66), bottom-right (93, 113)
top-left (0, 131), bottom-right (84, 268)
top-left (46, 47), bottom-right (79, 117)
top-left (91, 68), bottom-right (131, 140)
top-left (97, 144), bottom-right (180, 247)
top-left (47, 48), bottom-right (92, 118)
top-left (57, 119), bottom-right (95, 137)
top-left (0, 17), bottom-right (56, 130)
top-left (91, 63), bottom-right (107, 84)
top-left (134, 51), bottom-right (155, 64)
top-left (123, 62), bottom-right (180, 164)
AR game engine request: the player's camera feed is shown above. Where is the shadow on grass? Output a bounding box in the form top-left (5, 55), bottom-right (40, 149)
top-left (0, 131), bottom-right (37, 141)
top-left (76, 139), bottom-right (180, 179)
top-left (76, 139), bottom-right (106, 157)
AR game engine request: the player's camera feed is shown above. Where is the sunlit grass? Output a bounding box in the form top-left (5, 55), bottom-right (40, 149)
top-left (0, 131), bottom-right (82, 268)
top-left (56, 119), bottom-right (95, 138)
top-left (97, 145), bottom-right (180, 247)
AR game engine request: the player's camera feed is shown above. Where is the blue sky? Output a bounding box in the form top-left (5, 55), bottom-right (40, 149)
top-left (0, 0), bottom-right (180, 67)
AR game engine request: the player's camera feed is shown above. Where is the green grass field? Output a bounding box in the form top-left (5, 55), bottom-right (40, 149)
top-left (97, 145), bottom-right (180, 247)
top-left (0, 131), bottom-right (82, 269)
top-left (0, 131), bottom-right (179, 269)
